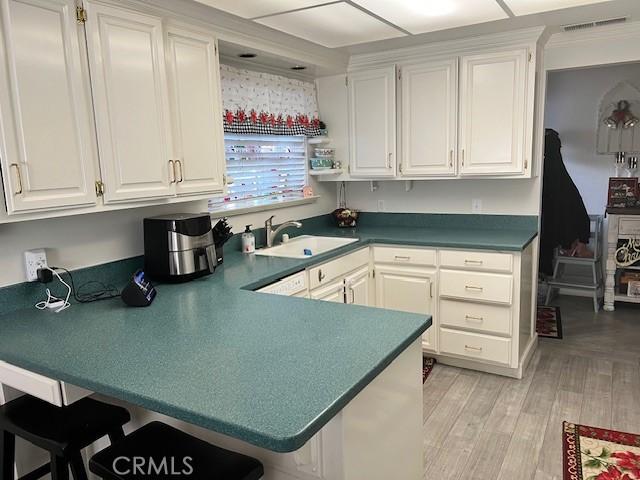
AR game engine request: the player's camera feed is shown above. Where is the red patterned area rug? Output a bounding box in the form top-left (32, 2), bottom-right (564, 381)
top-left (423, 357), bottom-right (436, 383)
top-left (563, 421), bottom-right (640, 480)
top-left (537, 305), bottom-right (563, 339)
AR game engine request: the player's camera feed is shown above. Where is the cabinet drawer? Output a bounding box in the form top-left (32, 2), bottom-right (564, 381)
top-left (0, 361), bottom-right (91, 406)
top-left (373, 246), bottom-right (436, 266)
top-left (0, 361), bottom-right (63, 406)
top-left (440, 328), bottom-right (511, 365)
top-left (439, 249), bottom-right (513, 273)
top-left (440, 269), bottom-right (512, 304)
top-left (619, 218), bottom-right (640, 236)
top-left (309, 248), bottom-right (369, 290)
top-left (439, 299), bottom-right (511, 336)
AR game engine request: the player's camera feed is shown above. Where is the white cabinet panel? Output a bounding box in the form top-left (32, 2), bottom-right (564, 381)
top-left (0, 0), bottom-right (98, 213)
top-left (439, 298), bottom-right (511, 336)
top-left (345, 266), bottom-right (370, 306)
top-left (85, 2), bottom-right (173, 202)
top-left (348, 66), bottom-right (396, 178)
top-left (440, 269), bottom-right (513, 305)
top-left (400, 59), bottom-right (457, 177)
top-left (310, 278), bottom-right (345, 303)
top-left (459, 49), bottom-right (528, 176)
top-left (440, 328), bottom-right (511, 365)
top-left (375, 264), bottom-right (435, 352)
top-left (167, 25), bottom-right (224, 196)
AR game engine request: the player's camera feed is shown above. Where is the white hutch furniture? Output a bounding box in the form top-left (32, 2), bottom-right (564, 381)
top-left (604, 209), bottom-right (640, 311)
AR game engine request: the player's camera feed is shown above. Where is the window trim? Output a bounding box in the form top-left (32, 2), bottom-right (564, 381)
top-left (209, 195), bottom-right (320, 218)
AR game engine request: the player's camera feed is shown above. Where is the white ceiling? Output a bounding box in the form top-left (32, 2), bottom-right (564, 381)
top-left (199, 0), bottom-right (617, 48)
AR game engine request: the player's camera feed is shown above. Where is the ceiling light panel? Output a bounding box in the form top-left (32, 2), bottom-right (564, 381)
top-left (503, 0), bottom-right (615, 16)
top-left (193, 0), bottom-right (328, 19)
top-left (350, 0), bottom-right (508, 35)
top-left (256, 3), bottom-right (405, 48)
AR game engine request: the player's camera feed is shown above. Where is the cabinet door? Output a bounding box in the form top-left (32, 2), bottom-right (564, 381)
top-left (348, 66), bottom-right (396, 178)
top-left (400, 59), bottom-right (457, 177)
top-left (310, 278), bottom-right (345, 303)
top-left (459, 49), bottom-right (528, 176)
top-left (345, 266), bottom-right (370, 306)
top-left (167, 26), bottom-right (224, 196)
top-left (375, 265), bottom-right (435, 351)
top-left (0, 0), bottom-right (98, 213)
top-left (85, 2), bottom-right (174, 202)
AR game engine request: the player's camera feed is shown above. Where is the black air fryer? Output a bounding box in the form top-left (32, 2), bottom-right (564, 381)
top-left (143, 213), bottom-right (217, 282)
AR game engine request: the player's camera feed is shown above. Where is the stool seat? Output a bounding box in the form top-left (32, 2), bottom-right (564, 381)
top-left (0, 396), bottom-right (130, 457)
top-left (89, 422), bottom-right (263, 480)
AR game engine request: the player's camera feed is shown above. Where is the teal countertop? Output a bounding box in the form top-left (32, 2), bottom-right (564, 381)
top-left (0, 220), bottom-right (536, 453)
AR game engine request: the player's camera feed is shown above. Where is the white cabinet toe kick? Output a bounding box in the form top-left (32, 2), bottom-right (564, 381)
top-left (259, 241), bottom-right (537, 379)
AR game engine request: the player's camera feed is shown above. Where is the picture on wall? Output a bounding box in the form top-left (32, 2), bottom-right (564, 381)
top-left (607, 177), bottom-right (639, 208)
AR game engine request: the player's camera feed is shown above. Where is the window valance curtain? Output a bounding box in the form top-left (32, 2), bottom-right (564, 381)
top-left (220, 64), bottom-right (322, 136)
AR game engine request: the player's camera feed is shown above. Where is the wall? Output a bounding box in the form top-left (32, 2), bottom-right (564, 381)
top-left (0, 181), bottom-right (336, 288)
top-left (544, 63), bottom-right (640, 217)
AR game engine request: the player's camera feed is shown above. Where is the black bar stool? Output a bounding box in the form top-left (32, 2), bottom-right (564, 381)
top-left (89, 421), bottom-right (264, 480)
top-left (0, 395), bottom-right (130, 480)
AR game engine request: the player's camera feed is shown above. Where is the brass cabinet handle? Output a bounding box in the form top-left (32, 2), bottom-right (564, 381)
top-left (387, 153), bottom-right (392, 169)
top-left (318, 269), bottom-right (325, 282)
top-left (461, 149), bottom-right (465, 166)
top-left (464, 259), bottom-right (483, 265)
top-left (10, 163), bottom-right (22, 195)
top-left (394, 255), bottom-right (411, 261)
top-left (464, 344), bottom-right (482, 352)
top-left (465, 315), bottom-right (484, 322)
top-left (449, 150), bottom-right (454, 167)
top-left (465, 285), bottom-right (483, 292)
top-left (175, 160), bottom-right (184, 183)
top-left (168, 160), bottom-right (176, 184)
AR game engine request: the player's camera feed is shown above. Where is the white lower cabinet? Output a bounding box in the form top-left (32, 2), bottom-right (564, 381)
top-left (345, 266), bottom-right (370, 306)
top-left (310, 278), bottom-right (345, 303)
top-left (259, 243), bottom-right (534, 378)
top-left (374, 264), bottom-right (435, 352)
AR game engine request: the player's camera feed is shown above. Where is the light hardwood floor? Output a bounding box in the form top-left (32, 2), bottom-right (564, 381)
top-left (422, 295), bottom-right (640, 480)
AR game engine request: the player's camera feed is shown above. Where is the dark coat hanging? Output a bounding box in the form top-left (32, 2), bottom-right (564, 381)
top-left (539, 129), bottom-right (590, 276)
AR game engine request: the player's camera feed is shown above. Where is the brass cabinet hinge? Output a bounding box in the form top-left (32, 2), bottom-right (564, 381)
top-left (372, 269), bottom-right (375, 279)
top-left (524, 159), bottom-right (528, 169)
top-left (528, 52), bottom-right (533, 62)
top-left (347, 164), bottom-right (351, 174)
top-left (345, 76), bottom-right (348, 87)
top-left (95, 180), bottom-right (104, 196)
top-left (222, 174), bottom-right (227, 186)
top-left (76, 6), bottom-right (87, 23)
top-left (397, 69), bottom-right (401, 80)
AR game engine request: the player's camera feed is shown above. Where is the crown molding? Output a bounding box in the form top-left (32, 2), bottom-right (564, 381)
top-left (348, 26), bottom-right (547, 70)
top-left (97, 0), bottom-right (349, 74)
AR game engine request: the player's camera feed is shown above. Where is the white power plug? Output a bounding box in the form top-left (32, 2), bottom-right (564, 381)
top-left (24, 249), bottom-right (48, 282)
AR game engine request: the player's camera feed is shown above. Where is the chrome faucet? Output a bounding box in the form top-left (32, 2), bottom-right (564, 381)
top-left (265, 215), bottom-right (302, 248)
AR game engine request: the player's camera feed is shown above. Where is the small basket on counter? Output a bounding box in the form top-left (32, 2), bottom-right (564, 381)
top-left (332, 182), bottom-right (358, 228)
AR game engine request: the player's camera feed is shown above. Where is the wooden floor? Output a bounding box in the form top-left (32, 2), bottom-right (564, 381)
top-left (422, 295), bottom-right (640, 480)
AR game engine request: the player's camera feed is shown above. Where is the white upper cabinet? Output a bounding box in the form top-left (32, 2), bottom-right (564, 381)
top-left (0, 0), bottom-right (98, 213)
top-left (400, 59), bottom-right (457, 177)
top-left (167, 25), bottom-right (224, 196)
top-left (348, 65), bottom-right (396, 178)
top-left (459, 49), bottom-right (528, 176)
top-left (84, 1), bottom-right (174, 203)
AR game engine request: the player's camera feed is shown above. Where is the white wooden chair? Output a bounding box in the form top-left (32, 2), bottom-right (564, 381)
top-left (545, 214), bottom-right (604, 312)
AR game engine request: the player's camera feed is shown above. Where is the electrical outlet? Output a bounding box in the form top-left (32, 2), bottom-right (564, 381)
top-left (24, 249), bottom-right (48, 282)
top-left (472, 199), bottom-right (482, 213)
top-left (377, 200), bottom-right (385, 212)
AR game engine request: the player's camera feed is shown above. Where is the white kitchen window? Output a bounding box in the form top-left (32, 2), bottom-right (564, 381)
top-left (209, 134), bottom-right (309, 213)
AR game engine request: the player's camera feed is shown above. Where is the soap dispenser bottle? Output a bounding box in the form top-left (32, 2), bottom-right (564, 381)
top-left (241, 225), bottom-right (255, 254)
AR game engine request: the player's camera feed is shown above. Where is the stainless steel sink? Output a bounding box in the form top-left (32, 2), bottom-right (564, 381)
top-left (255, 235), bottom-right (358, 259)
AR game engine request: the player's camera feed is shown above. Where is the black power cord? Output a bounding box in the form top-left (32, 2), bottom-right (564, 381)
top-left (49, 266), bottom-right (120, 303)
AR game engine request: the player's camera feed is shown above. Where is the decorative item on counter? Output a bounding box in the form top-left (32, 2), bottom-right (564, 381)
top-left (212, 217), bottom-right (233, 264)
top-left (302, 185), bottom-right (314, 198)
top-left (332, 182), bottom-right (358, 228)
top-left (241, 225), bottom-right (255, 254)
top-left (314, 147), bottom-right (335, 157)
top-left (607, 177), bottom-right (639, 208)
